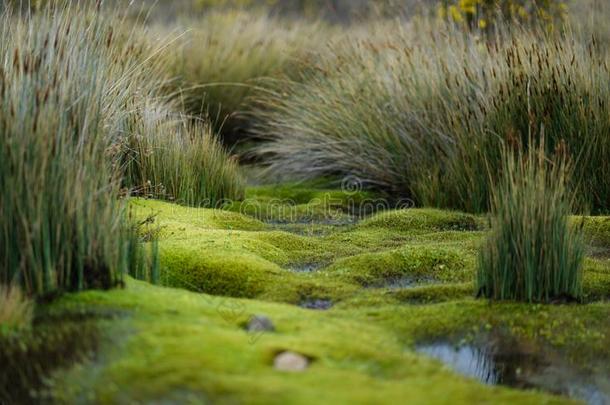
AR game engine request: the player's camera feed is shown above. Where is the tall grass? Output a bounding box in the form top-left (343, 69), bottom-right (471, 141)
top-left (439, 28), bottom-right (610, 213)
top-left (477, 142), bottom-right (584, 302)
top-left (0, 4), bottom-right (222, 295)
top-left (252, 19), bottom-right (610, 212)
top-left (122, 101), bottom-right (244, 205)
top-left (252, 22), bottom-right (436, 195)
top-left (161, 10), bottom-right (325, 143)
top-left (0, 5), bottom-right (145, 295)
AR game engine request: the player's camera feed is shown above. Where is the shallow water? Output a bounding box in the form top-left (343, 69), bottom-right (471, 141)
top-left (382, 276), bottom-right (418, 289)
top-left (369, 275), bottom-right (437, 290)
top-left (416, 339), bottom-right (610, 404)
top-left (288, 263), bottom-right (323, 273)
top-left (0, 309), bottom-right (122, 403)
top-left (299, 299), bottom-right (333, 310)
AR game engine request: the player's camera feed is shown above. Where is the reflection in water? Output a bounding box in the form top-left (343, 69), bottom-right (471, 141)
top-left (0, 309), bottom-right (114, 403)
top-left (417, 344), bottom-right (500, 384)
top-left (416, 342), bottom-right (610, 405)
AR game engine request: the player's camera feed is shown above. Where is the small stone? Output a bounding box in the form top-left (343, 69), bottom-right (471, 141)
top-left (274, 351), bottom-right (309, 372)
top-left (247, 315), bottom-right (275, 332)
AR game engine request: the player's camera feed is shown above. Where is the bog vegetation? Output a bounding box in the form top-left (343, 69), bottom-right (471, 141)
top-left (0, 0), bottom-right (607, 331)
top-left (477, 141), bottom-right (585, 302)
top-left (0, 3), bottom-right (243, 298)
top-left (252, 21), bottom-right (609, 213)
top-left (160, 10), bottom-right (323, 141)
top-left (1, 1), bottom-right (609, 403)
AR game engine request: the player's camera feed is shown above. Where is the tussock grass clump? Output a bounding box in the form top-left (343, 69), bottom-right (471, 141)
top-left (477, 143), bottom-right (585, 302)
top-left (162, 10), bottom-right (324, 142)
top-left (252, 21), bottom-right (610, 212)
top-left (0, 1), bottom-right (244, 299)
top-left (252, 23), bottom-right (434, 195)
top-left (122, 102), bottom-right (244, 206)
top-left (441, 31), bottom-right (610, 213)
top-left (0, 4), bottom-right (161, 296)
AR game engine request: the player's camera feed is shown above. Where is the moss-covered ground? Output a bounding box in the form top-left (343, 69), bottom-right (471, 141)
top-left (7, 185), bottom-right (610, 403)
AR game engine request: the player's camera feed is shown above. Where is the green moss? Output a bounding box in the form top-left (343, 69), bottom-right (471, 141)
top-left (155, 237), bottom-right (360, 303)
top-left (325, 246), bottom-right (475, 287)
top-left (391, 282), bottom-right (475, 304)
top-left (128, 193), bottom-right (609, 307)
top-left (331, 282), bottom-right (476, 310)
top-left (159, 244), bottom-right (281, 298)
top-left (46, 280), bottom-right (578, 404)
top-left (130, 198), bottom-right (363, 302)
top-left (130, 198), bottom-right (267, 233)
top-left (34, 187), bottom-right (596, 402)
top-left (128, 195), bottom-right (483, 304)
top-left (249, 231), bottom-right (328, 264)
top-left (243, 183), bottom-right (374, 207)
top-left (359, 209), bottom-right (480, 232)
top-left (226, 183), bottom-right (374, 223)
top-left (582, 258), bottom-right (610, 301)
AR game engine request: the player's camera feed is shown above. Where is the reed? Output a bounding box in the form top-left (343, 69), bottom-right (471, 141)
top-left (122, 101), bottom-right (245, 206)
top-left (161, 9), bottom-right (324, 142)
top-left (0, 3), bottom-right (158, 296)
top-left (252, 19), bottom-right (610, 213)
top-left (477, 141), bottom-right (584, 302)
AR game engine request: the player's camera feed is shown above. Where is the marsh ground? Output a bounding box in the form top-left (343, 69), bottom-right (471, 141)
top-left (4, 185), bottom-right (609, 404)
top-left (1, 3), bottom-right (609, 402)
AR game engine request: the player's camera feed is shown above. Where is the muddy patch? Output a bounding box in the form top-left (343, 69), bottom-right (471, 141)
top-left (416, 335), bottom-right (610, 404)
top-left (586, 244), bottom-right (610, 259)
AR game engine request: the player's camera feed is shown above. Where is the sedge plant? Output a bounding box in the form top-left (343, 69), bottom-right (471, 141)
top-left (252, 19), bottom-right (610, 213)
top-left (0, 3), bottom-right (161, 295)
top-left (476, 139), bottom-right (585, 302)
top-left (161, 9), bottom-right (325, 143)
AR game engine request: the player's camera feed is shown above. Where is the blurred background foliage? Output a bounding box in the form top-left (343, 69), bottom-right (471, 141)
top-left (192, 0), bottom-right (423, 20)
top-left (174, 0), bottom-right (571, 23)
top-left (3, 0), bottom-right (602, 22)
top-left (7, 1), bottom-right (602, 35)
top-left (437, 0), bottom-right (568, 30)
